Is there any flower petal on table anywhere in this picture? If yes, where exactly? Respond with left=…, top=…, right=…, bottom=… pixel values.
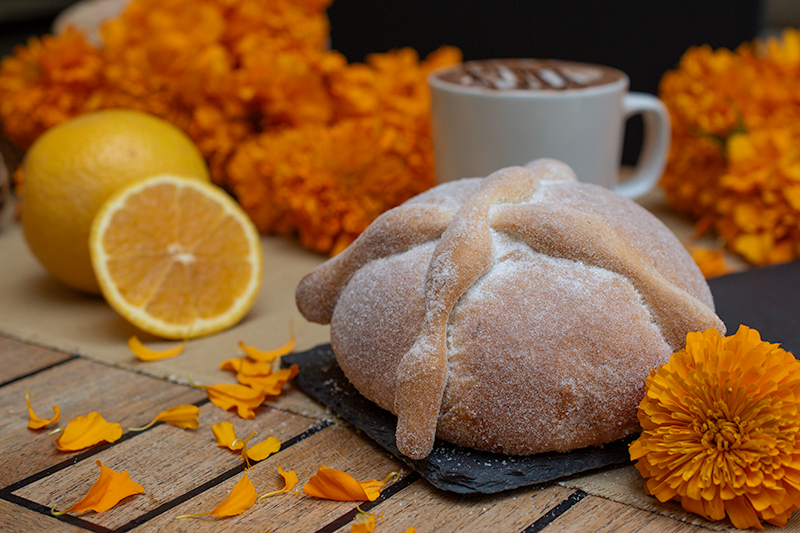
left=25, top=391, right=60, bottom=430
left=130, top=404, right=200, bottom=431
left=56, top=412, right=122, bottom=452
left=128, top=336, right=187, bottom=361
left=53, top=460, right=143, bottom=515
left=202, top=383, right=266, bottom=419
left=212, top=421, right=244, bottom=450
left=258, top=467, right=299, bottom=502
left=236, top=365, right=299, bottom=395
left=303, top=465, right=397, bottom=502
left=238, top=323, right=295, bottom=362
left=177, top=473, right=257, bottom=519
left=245, top=436, right=281, bottom=462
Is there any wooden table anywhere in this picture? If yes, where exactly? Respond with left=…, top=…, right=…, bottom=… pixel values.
left=0, top=333, right=722, bottom=533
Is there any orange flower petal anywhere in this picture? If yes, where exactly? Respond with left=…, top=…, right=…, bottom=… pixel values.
left=238, top=323, right=295, bottom=362
left=177, top=473, right=257, bottom=519
left=56, top=412, right=122, bottom=452
left=351, top=510, right=377, bottom=533
left=258, top=466, right=299, bottom=502
left=26, top=391, right=60, bottom=430
left=220, top=357, right=274, bottom=376
left=128, top=336, right=187, bottom=361
left=202, top=383, right=267, bottom=419
left=129, top=404, right=200, bottom=431
left=236, top=365, right=299, bottom=395
left=53, top=460, right=143, bottom=515
left=212, top=421, right=243, bottom=450
left=244, top=436, right=280, bottom=462
left=302, top=465, right=398, bottom=502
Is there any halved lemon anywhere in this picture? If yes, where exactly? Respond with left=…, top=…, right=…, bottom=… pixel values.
left=90, top=174, right=263, bottom=339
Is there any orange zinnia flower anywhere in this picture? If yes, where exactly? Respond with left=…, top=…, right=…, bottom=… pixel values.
left=128, top=404, right=200, bottom=431
left=630, top=325, right=800, bottom=529
left=55, top=412, right=122, bottom=452
left=176, top=473, right=257, bottom=519
left=302, top=465, right=398, bottom=502
left=52, top=460, right=143, bottom=515
left=25, top=391, right=60, bottom=429
left=128, top=336, right=187, bottom=361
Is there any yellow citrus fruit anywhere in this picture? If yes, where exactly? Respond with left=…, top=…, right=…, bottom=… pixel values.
left=90, top=174, right=263, bottom=340
left=21, top=109, right=210, bottom=294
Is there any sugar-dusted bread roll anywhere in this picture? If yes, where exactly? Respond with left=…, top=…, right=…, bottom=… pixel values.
left=296, top=159, right=725, bottom=460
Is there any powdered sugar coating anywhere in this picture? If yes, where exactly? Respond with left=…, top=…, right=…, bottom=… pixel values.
left=296, top=159, right=726, bottom=460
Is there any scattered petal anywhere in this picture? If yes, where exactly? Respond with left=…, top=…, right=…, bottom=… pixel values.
left=303, top=465, right=398, bottom=502
left=56, top=412, right=122, bottom=452
left=258, top=467, right=299, bottom=502
left=212, top=421, right=243, bottom=450
left=220, top=357, right=273, bottom=376
left=236, top=365, right=299, bottom=395
left=52, top=460, right=143, bottom=515
left=26, top=391, right=60, bottom=430
left=199, top=382, right=267, bottom=419
left=245, top=436, right=281, bottom=462
left=351, top=508, right=379, bottom=533
left=128, top=336, right=187, bottom=361
left=176, top=473, right=257, bottom=519
left=129, top=404, right=200, bottom=431
left=238, top=323, right=295, bottom=362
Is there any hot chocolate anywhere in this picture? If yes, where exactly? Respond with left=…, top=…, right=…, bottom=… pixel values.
left=437, top=59, right=625, bottom=91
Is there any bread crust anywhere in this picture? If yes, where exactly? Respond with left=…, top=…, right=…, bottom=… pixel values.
left=296, top=159, right=725, bottom=459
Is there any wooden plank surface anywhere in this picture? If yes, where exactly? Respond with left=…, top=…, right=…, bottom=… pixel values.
left=0, top=335, right=74, bottom=385
left=554, top=494, right=715, bottom=533
left=0, top=357, right=207, bottom=488
left=0, top=335, right=727, bottom=533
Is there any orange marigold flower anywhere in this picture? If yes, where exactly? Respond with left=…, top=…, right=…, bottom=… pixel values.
left=55, top=412, right=122, bottom=452
left=630, top=325, right=800, bottom=529
left=302, top=465, right=398, bottom=502
left=25, top=391, right=60, bottom=429
left=128, top=404, right=200, bottom=431
left=689, top=246, right=730, bottom=278
left=660, top=30, right=800, bottom=266
left=176, top=473, right=257, bottom=519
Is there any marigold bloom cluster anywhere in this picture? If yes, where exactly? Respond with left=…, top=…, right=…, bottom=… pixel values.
left=630, top=325, right=800, bottom=529
left=0, top=0, right=461, bottom=255
left=659, top=29, right=800, bottom=265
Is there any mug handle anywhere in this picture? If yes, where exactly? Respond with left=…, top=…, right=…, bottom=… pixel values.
left=614, top=92, right=671, bottom=199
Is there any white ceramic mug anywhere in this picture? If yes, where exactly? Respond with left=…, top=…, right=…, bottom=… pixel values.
left=428, top=59, right=670, bottom=198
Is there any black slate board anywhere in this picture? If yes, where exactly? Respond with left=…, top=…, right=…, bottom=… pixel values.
left=284, top=260, right=800, bottom=495
left=708, top=259, right=800, bottom=356
left=284, top=344, right=634, bottom=495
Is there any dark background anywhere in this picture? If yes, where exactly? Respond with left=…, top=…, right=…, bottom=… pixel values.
left=327, top=0, right=764, bottom=164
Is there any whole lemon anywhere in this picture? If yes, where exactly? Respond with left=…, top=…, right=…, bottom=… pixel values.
left=21, top=109, right=210, bottom=294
